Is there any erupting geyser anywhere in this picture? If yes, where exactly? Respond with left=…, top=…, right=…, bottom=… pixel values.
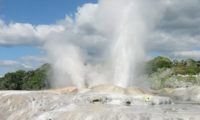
left=111, top=1, right=146, bottom=87
left=46, top=0, right=164, bottom=89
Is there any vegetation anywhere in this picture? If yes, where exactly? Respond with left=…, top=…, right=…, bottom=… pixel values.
left=147, top=56, right=172, bottom=74
left=148, top=56, right=200, bottom=89
left=147, top=56, right=200, bottom=75
left=0, top=63, right=51, bottom=90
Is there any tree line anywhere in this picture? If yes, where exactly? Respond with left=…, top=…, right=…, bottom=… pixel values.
left=0, top=63, right=51, bottom=90
left=147, top=56, right=200, bottom=75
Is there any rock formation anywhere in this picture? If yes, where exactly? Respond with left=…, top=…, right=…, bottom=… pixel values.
left=0, top=85, right=200, bottom=120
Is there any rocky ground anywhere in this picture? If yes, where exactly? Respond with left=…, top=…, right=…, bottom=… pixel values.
left=1, top=85, right=200, bottom=120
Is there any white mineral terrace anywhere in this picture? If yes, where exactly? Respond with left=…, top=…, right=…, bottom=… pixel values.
left=1, top=85, right=200, bottom=120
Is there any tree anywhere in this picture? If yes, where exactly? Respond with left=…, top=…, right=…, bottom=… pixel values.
left=21, top=64, right=51, bottom=90
left=147, top=56, right=172, bottom=74
left=0, top=70, right=25, bottom=90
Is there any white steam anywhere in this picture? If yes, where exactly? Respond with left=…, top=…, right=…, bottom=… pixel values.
left=43, top=0, right=167, bottom=88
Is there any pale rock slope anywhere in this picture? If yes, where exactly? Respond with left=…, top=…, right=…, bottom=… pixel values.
left=0, top=85, right=200, bottom=120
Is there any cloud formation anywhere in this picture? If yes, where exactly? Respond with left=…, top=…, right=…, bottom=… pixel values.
left=0, top=60, right=33, bottom=73
left=20, top=55, right=48, bottom=64
left=0, top=55, right=47, bottom=75
left=169, top=50, right=200, bottom=60
left=148, top=0, right=200, bottom=58
left=0, top=19, right=64, bottom=46
left=0, top=1, right=200, bottom=59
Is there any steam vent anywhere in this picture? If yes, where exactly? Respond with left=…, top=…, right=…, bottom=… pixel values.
left=1, top=85, right=200, bottom=120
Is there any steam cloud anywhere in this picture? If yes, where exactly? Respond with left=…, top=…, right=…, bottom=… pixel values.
left=44, top=0, right=166, bottom=88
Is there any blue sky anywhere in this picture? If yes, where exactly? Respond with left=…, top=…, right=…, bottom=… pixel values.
left=0, top=0, right=97, bottom=75
left=0, top=0, right=97, bottom=25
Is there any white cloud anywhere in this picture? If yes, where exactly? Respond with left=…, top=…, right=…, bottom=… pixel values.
left=0, top=60, right=33, bottom=73
left=0, top=20, right=64, bottom=46
left=148, top=0, right=200, bottom=58
left=20, top=55, right=48, bottom=63
left=0, top=55, right=48, bottom=74
left=19, top=55, right=48, bottom=69
left=169, top=50, right=200, bottom=60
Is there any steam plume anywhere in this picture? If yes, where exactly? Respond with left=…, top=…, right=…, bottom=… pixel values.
left=44, top=0, right=166, bottom=88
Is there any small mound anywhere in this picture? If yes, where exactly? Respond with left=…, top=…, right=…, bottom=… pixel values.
left=125, top=86, right=152, bottom=95
left=153, top=88, right=172, bottom=95
left=78, top=88, right=91, bottom=94
left=89, top=84, right=125, bottom=94
left=43, top=87, right=78, bottom=93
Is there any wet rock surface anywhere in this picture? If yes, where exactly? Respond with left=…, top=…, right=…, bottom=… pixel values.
left=0, top=85, right=200, bottom=120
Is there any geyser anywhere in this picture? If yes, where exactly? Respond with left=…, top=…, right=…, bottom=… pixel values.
left=45, top=0, right=165, bottom=88
left=111, top=1, right=146, bottom=87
